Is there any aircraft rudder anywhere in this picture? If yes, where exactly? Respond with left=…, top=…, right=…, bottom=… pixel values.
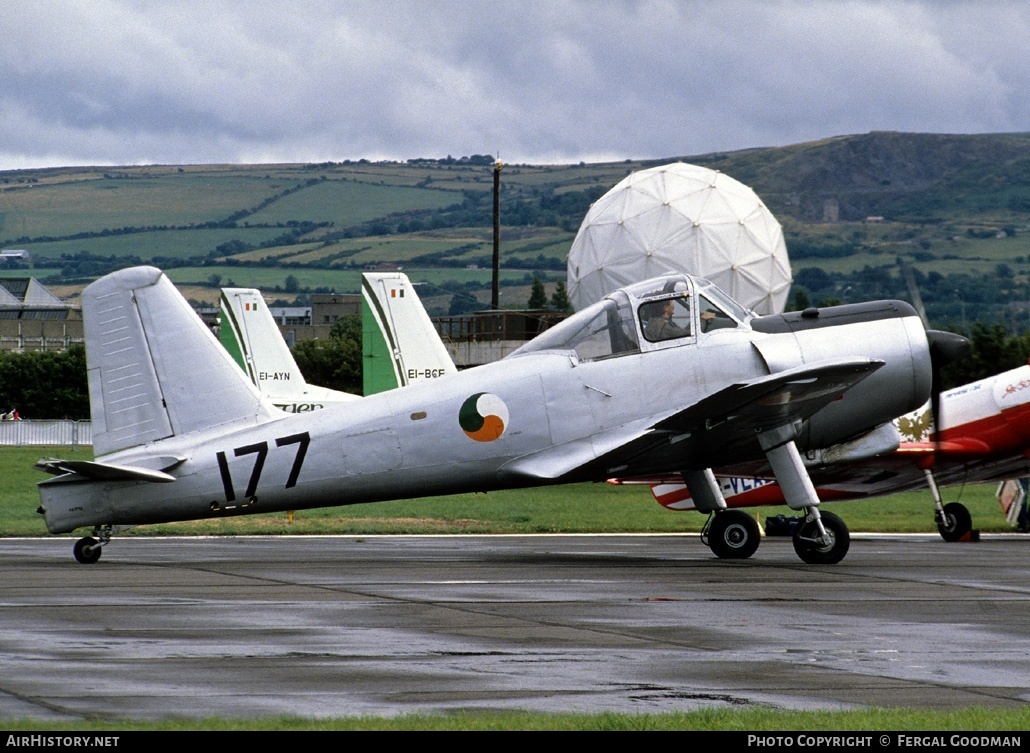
left=218, top=288, right=254, bottom=379
left=362, top=274, right=405, bottom=394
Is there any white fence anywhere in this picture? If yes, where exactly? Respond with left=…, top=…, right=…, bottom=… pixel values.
left=0, top=420, right=92, bottom=446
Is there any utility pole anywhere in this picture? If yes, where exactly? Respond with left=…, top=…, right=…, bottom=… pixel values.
left=491, top=157, right=504, bottom=310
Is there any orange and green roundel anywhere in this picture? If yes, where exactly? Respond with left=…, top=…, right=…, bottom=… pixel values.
left=459, top=393, right=509, bottom=442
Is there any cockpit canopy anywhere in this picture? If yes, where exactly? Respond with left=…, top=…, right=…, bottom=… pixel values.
left=510, top=273, right=754, bottom=362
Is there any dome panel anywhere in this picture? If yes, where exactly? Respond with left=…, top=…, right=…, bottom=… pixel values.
left=568, top=162, right=792, bottom=315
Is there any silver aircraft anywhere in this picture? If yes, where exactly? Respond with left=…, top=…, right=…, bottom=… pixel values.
left=35, top=266, right=967, bottom=565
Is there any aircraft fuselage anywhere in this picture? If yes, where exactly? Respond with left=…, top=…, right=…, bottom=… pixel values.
left=40, top=305, right=930, bottom=533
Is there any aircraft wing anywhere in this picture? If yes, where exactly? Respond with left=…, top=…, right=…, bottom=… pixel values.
left=501, top=357, right=884, bottom=482
left=652, top=357, right=883, bottom=438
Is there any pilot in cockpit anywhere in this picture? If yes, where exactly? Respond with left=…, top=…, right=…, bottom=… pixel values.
left=643, top=299, right=691, bottom=341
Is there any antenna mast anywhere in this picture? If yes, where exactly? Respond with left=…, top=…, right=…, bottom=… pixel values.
left=491, top=155, right=504, bottom=310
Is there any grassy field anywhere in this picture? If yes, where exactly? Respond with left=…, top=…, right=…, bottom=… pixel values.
left=4, top=446, right=1015, bottom=538
left=0, top=173, right=280, bottom=237
left=245, top=179, right=457, bottom=226
left=158, top=264, right=557, bottom=299
left=20, top=226, right=289, bottom=262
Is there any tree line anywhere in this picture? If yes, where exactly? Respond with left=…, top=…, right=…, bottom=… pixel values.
left=2, top=317, right=1028, bottom=420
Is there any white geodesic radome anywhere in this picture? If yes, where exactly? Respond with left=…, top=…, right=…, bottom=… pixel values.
left=567, top=162, right=792, bottom=315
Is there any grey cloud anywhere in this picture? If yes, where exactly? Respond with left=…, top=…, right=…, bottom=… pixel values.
left=0, top=0, right=1026, bottom=169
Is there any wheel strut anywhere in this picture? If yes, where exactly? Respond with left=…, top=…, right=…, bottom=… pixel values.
left=924, top=468, right=947, bottom=524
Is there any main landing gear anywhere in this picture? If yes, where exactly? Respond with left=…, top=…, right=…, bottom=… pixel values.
left=702, top=509, right=761, bottom=559
left=936, top=502, right=973, bottom=542
left=765, top=438, right=850, bottom=564
left=691, top=438, right=854, bottom=564
left=702, top=507, right=851, bottom=564
left=791, top=509, right=850, bottom=565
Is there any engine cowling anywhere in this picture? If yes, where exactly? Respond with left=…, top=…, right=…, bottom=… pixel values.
left=751, top=301, right=935, bottom=449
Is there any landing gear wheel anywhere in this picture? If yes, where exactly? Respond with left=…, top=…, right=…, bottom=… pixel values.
left=73, top=537, right=101, bottom=564
left=937, top=502, right=972, bottom=542
left=792, top=510, right=850, bottom=565
left=708, top=510, right=761, bottom=560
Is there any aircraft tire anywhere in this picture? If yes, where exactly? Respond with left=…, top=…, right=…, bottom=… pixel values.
left=708, top=510, right=761, bottom=559
left=73, top=537, right=101, bottom=565
left=792, top=511, right=850, bottom=565
left=937, top=502, right=972, bottom=542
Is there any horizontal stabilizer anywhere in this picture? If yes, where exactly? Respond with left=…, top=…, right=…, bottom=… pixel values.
left=34, top=456, right=184, bottom=483
left=896, top=438, right=993, bottom=455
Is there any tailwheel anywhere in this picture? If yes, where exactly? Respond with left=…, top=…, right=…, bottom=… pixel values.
left=72, top=526, right=113, bottom=564
left=73, top=536, right=102, bottom=564
left=936, top=501, right=972, bottom=542
left=707, top=509, right=761, bottom=560
left=792, top=510, right=850, bottom=565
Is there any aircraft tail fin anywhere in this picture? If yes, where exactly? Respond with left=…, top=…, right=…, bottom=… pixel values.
left=362, top=272, right=457, bottom=395
left=218, top=286, right=311, bottom=395
left=219, top=286, right=314, bottom=395
left=85, top=267, right=279, bottom=457
left=219, top=286, right=360, bottom=409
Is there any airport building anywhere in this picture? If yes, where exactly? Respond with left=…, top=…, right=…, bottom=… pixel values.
left=0, top=278, right=83, bottom=353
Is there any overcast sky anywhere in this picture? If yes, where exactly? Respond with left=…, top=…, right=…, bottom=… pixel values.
left=1, top=0, right=1027, bottom=171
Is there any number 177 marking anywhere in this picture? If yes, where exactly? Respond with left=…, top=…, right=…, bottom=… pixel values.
left=216, top=432, right=310, bottom=502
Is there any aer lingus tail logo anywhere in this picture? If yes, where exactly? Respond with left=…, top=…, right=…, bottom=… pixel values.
left=459, top=393, right=509, bottom=442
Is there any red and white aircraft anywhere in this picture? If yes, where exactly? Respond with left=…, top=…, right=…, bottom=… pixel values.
left=611, top=361, right=1030, bottom=554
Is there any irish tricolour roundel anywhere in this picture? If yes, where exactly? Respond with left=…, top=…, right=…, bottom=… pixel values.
left=459, top=393, right=509, bottom=442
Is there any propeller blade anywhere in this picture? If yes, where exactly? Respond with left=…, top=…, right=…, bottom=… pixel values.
left=925, top=329, right=971, bottom=454
left=899, top=259, right=929, bottom=328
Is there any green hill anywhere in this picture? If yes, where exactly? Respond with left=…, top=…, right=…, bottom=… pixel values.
left=2, top=132, right=1029, bottom=326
